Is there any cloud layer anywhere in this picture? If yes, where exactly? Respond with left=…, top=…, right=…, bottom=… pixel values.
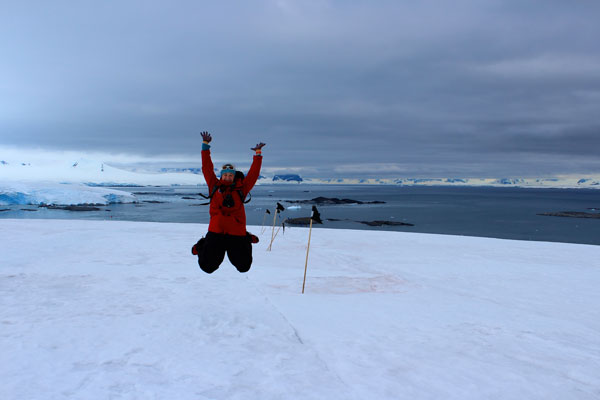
left=1, top=0, right=599, bottom=178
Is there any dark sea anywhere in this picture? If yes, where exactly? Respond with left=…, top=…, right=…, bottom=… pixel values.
left=2, top=185, right=599, bottom=246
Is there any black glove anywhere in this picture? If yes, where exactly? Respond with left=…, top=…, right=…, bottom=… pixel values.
left=201, top=131, right=212, bottom=143
left=251, top=142, right=266, bottom=151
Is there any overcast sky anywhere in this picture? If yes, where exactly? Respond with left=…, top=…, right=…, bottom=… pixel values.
left=1, top=0, right=599, bottom=178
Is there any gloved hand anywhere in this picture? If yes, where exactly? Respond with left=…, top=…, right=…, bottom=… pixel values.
left=251, top=142, right=266, bottom=151
left=201, top=132, right=212, bottom=150
left=201, top=131, right=212, bottom=143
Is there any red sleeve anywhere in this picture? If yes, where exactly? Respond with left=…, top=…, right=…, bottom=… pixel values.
left=243, top=155, right=262, bottom=195
left=202, top=150, right=218, bottom=190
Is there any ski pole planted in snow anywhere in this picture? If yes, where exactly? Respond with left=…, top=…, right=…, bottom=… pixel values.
left=261, top=209, right=271, bottom=234
left=273, top=220, right=286, bottom=240
left=267, top=203, right=285, bottom=251
left=302, top=205, right=322, bottom=294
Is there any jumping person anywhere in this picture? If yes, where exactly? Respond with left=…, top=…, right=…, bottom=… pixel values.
left=192, top=131, right=265, bottom=273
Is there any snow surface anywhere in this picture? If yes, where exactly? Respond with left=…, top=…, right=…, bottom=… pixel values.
left=1, top=219, right=599, bottom=399
left=0, top=182, right=136, bottom=206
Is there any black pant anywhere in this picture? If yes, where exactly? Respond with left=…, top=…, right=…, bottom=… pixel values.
left=196, top=232, right=253, bottom=274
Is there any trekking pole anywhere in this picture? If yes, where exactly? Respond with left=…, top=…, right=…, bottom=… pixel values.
left=267, top=211, right=277, bottom=251
left=260, top=209, right=270, bottom=234
left=302, top=206, right=322, bottom=294
left=302, top=218, right=313, bottom=294
left=272, top=220, right=285, bottom=240
left=267, top=203, right=285, bottom=251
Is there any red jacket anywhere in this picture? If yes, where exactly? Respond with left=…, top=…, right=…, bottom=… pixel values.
left=202, top=149, right=262, bottom=236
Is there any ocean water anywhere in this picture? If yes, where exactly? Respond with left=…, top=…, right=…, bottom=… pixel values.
left=2, top=185, right=599, bottom=246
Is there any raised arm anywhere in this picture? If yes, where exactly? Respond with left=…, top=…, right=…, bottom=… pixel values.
left=243, top=142, right=265, bottom=194
left=200, top=132, right=218, bottom=190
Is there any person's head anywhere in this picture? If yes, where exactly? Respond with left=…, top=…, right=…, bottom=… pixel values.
left=220, top=163, right=236, bottom=183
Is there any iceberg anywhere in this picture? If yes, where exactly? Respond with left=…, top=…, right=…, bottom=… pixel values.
left=0, top=182, right=136, bottom=206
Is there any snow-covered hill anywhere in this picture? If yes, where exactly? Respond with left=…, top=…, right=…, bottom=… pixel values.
left=1, top=219, right=599, bottom=399
left=0, top=156, right=203, bottom=186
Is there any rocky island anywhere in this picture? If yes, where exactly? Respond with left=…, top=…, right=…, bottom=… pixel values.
left=284, top=217, right=323, bottom=226
left=39, top=204, right=102, bottom=211
left=537, top=211, right=600, bottom=219
left=285, top=217, right=414, bottom=227
left=286, top=196, right=385, bottom=205
left=358, top=220, right=414, bottom=227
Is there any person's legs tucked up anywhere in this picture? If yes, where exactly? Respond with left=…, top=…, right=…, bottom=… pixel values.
left=225, top=234, right=253, bottom=273
left=197, top=232, right=227, bottom=273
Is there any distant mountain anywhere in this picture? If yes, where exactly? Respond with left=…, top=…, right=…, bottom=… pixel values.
left=495, top=178, right=525, bottom=185
left=1, top=154, right=599, bottom=188
left=159, top=167, right=202, bottom=174
left=299, top=177, right=600, bottom=188
left=273, top=174, right=303, bottom=182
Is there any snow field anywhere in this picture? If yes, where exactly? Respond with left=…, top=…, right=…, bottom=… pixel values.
left=1, top=219, right=599, bottom=399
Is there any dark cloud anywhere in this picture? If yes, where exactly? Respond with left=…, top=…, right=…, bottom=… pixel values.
left=1, top=0, right=599, bottom=178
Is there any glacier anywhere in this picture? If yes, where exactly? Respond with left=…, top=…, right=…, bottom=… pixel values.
left=0, top=182, right=137, bottom=206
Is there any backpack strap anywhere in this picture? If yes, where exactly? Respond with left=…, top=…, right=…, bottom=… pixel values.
left=198, top=179, right=252, bottom=206
left=237, top=189, right=252, bottom=204
left=198, top=185, right=220, bottom=205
